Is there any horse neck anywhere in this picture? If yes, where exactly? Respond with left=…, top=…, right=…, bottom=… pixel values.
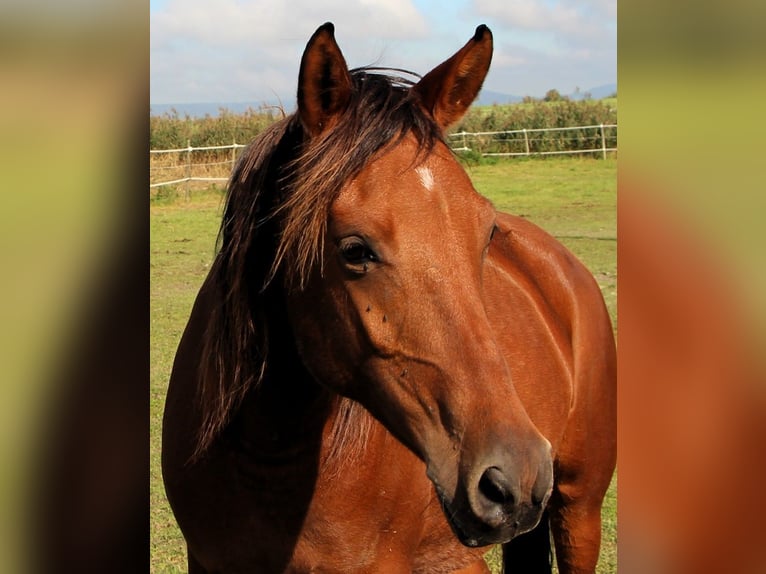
left=217, top=266, right=378, bottom=476
left=229, top=314, right=375, bottom=470
left=230, top=333, right=332, bottom=460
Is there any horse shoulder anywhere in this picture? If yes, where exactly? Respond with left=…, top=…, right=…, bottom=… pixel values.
left=162, top=271, right=218, bottom=476
left=484, top=211, right=615, bottom=454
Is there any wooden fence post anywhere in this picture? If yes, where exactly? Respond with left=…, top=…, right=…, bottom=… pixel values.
left=185, top=139, right=192, bottom=199
left=600, top=124, right=606, bottom=160
left=523, top=128, right=530, bottom=156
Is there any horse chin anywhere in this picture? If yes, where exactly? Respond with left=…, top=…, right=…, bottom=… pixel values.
left=430, top=474, right=544, bottom=548
left=431, top=482, right=516, bottom=548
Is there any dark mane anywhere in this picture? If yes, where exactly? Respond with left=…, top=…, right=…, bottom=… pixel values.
left=194, top=69, right=445, bottom=457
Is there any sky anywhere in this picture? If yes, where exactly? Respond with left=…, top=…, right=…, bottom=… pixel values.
left=150, top=0, right=615, bottom=106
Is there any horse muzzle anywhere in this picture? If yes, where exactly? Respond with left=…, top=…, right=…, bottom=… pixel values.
left=429, top=439, right=553, bottom=547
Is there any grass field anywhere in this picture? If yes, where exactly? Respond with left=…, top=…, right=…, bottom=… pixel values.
left=150, top=156, right=617, bottom=573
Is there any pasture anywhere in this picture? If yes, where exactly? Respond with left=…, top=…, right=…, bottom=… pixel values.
left=151, top=156, right=617, bottom=573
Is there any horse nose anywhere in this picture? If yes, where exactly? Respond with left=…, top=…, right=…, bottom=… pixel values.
left=477, top=466, right=516, bottom=518
left=472, top=445, right=553, bottom=533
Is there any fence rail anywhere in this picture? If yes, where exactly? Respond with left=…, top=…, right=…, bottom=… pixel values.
left=149, top=124, right=617, bottom=191
left=150, top=141, right=247, bottom=189
left=149, top=143, right=247, bottom=155
left=447, top=123, right=617, bottom=159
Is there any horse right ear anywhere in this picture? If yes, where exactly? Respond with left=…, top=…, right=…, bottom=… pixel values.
left=413, top=25, right=493, bottom=130
left=297, top=22, right=352, bottom=138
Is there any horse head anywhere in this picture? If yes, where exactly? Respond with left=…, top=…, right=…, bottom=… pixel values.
left=281, top=23, right=553, bottom=547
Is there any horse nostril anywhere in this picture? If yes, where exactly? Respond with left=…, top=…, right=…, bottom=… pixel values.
left=478, top=466, right=514, bottom=506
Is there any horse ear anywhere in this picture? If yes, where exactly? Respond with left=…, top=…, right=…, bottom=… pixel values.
left=413, top=25, right=493, bottom=130
left=297, top=22, right=352, bottom=138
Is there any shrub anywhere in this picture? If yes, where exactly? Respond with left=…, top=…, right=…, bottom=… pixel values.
left=450, top=98, right=617, bottom=156
left=150, top=99, right=617, bottom=159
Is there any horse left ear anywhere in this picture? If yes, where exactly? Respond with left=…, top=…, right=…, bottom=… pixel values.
left=413, top=25, right=493, bottom=130
left=297, top=22, right=352, bottom=138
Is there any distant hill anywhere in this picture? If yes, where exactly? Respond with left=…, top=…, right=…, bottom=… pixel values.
left=150, top=83, right=616, bottom=118
left=568, top=83, right=617, bottom=100
left=475, top=90, right=524, bottom=106
left=475, top=83, right=616, bottom=106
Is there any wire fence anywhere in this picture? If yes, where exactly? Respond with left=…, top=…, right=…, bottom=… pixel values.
left=150, top=124, right=617, bottom=192
left=448, top=124, right=617, bottom=158
left=150, top=142, right=246, bottom=191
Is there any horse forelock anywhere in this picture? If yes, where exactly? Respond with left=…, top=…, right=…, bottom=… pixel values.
left=273, top=68, right=444, bottom=290
left=194, top=69, right=445, bottom=458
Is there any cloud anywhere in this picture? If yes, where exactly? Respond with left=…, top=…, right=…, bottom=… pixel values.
left=472, top=0, right=615, bottom=43
left=149, top=0, right=616, bottom=105
left=151, top=0, right=428, bottom=50
left=150, top=0, right=430, bottom=103
left=469, top=0, right=616, bottom=95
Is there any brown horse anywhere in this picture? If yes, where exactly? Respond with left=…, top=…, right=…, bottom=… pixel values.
left=162, top=23, right=616, bottom=574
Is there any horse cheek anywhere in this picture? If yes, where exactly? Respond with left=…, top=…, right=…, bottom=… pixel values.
left=287, top=289, right=363, bottom=394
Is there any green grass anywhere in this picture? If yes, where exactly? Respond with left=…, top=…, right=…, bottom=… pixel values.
left=150, top=156, right=617, bottom=573
left=467, top=157, right=617, bottom=330
left=151, top=192, right=225, bottom=572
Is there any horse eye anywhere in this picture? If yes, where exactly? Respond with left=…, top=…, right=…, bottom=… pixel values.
left=339, top=238, right=378, bottom=269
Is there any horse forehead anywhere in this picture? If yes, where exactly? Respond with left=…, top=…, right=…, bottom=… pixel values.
left=337, top=139, right=477, bottom=215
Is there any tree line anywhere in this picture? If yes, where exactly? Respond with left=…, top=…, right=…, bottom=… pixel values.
left=150, top=97, right=617, bottom=151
